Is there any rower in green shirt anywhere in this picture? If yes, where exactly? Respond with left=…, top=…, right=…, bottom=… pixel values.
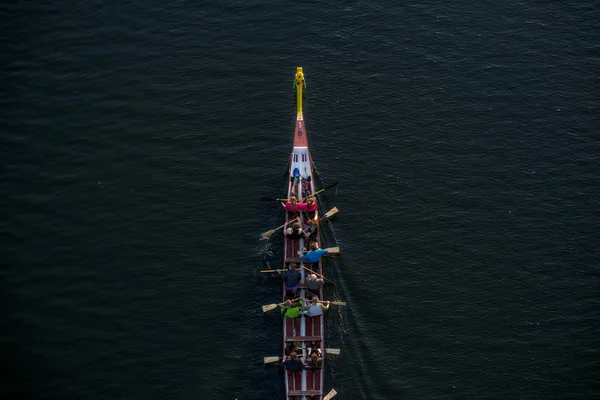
left=281, top=299, right=303, bottom=318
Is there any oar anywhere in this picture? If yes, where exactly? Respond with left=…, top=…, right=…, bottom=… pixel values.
left=319, top=207, right=339, bottom=221
left=260, top=196, right=289, bottom=201
left=325, top=301, right=346, bottom=306
left=324, top=246, right=340, bottom=257
left=260, top=181, right=337, bottom=201
left=263, top=356, right=281, bottom=364
left=260, top=217, right=299, bottom=239
left=262, top=206, right=338, bottom=240
left=304, top=206, right=339, bottom=229
left=260, top=269, right=286, bottom=273
left=261, top=298, right=301, bottom=313
left=300, top=207, right=338, bottom=241
left=308, top=181, right=338, bottom=198
left=301, top=265, right=334, bottom=285
left=324, top=388, right=338, bottom=400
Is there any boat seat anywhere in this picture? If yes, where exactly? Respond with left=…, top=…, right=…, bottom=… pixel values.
left=285, top=335, right=321, bottom=342
left=288, top=390, right=321, bottom=396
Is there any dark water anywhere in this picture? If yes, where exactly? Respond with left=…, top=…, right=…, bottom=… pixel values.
left=2, top=1, right=599, bottom=399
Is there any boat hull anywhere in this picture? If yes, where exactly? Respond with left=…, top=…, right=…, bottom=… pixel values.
left=282, top=113, right=325, bottom=400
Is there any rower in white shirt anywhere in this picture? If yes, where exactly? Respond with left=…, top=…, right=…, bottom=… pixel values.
left=304, top=296, right=330, bottom=317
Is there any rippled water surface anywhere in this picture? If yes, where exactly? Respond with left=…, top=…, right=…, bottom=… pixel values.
left=2, top=1, right=599, bottom=399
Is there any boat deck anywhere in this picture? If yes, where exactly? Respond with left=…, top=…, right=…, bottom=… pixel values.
left=282, top=117, right=325, bottom=400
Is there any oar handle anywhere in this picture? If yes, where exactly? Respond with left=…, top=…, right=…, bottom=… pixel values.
left=276, top=217, right=300, bottom=231
left=279, top=297, right=301, bottom=306
left=304, top=210, right=333, bottom=227
left=301, top=265, right=326, bottom=280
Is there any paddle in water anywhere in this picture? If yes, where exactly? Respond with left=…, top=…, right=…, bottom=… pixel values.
left=260, top=217, right=299, bottom=239
left=324, top=246, right=340, bottom=256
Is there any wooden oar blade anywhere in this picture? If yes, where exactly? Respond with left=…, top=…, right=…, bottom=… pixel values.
left=263, top=356, right=280, bottom=364
left=325, top=348, right=341, bottom=360
left=324, top=388, right=338, bottom=400
left=260, top=229, right=275, bottom=239
left=262, top=303, right=279, bottom=312
left=324, top=246, right=340, bottom=257
left=261, top=217, right=298, bottom=239
left=330, top=301, right=346, bottom=306
left=323, top=207, right=339, bottom=219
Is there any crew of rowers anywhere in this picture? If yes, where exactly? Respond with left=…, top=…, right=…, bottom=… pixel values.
left=282, top=342, right=323, bottom=371
left=282, top=195, right=319, bottom=239
left=280, top=193, right=331, bottom=377
left=282, top=195, right=317, bottom=214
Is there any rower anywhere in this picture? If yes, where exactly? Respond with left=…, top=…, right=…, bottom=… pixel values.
left=285, top=342, right=300, bottom=356
left=281, top=299, right=303, bottom=337
left=305, top=349, right=322, bottom=370
left=305, top=273, right=323, bottom=299
left=282, top=195, right=299, bottom=217
left=303, top=296, right=330, bottom=317
left=281, top=299, right=303, bottom=318
left=302, top=216, right=318, bottom=239
left=301, top=177, right=312, bottom=198
left=297, top=196, right=317, bottom=214
left=283, top=263, right=301, bottom=297
left=283, top=352, right=304, bottom=372
left=285, top=221, right=303, bottom=240
left=298, top=241, right=329, bottom=264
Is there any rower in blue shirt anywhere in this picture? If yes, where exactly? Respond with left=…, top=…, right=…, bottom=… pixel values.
left=298, top=241, right=328, bottom=263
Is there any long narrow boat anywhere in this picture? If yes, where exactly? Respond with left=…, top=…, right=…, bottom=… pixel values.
left=281, top=67, right=328, bottom=400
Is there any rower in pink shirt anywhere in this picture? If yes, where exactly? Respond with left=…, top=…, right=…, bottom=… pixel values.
left=282, top=196, right=299, bottom=214
left=297, top=196, right=317, bottom=213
